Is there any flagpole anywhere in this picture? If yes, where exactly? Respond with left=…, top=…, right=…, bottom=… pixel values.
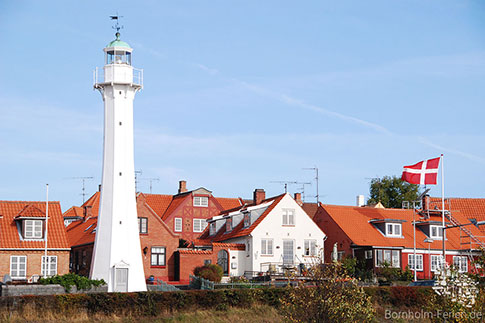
left=441, top=154, right=446, bottom=272
left=44, top=184, right=49, bottom=277
left=413, top=207, right=417, bottom=281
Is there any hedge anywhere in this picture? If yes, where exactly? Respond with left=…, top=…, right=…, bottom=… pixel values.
left=0, top=286, right=434, bottom=318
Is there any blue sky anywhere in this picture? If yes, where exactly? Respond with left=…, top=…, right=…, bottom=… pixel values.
left=1, top=0, right=484, bottom=210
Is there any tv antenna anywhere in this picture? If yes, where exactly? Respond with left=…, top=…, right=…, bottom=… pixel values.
left=135, top=170, right=143, bottom=193
left=303, top=167, right=320, bottom=204
left=296, top=182, right=312, bottom=202
left=140, top=177, right=160, bottom=194
left=68, top=177, right=94, bottom=204
left=270, top=181, right=298, bottom=193
left=110, top=13, right=124, bottom=33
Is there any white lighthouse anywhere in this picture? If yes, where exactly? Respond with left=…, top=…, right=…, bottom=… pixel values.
left=90, top=27, right=147, bottom=292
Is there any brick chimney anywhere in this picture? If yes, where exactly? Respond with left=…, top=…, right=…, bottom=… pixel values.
left=294, top=193, right=303, bottom=206
left=422, top=194, right=430, bottom=211
left=253, top=189, right=265, bottom=205
left=178, top=180, right=188, bottom=194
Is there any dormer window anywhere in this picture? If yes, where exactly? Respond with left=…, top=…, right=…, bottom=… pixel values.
left=430, top=225, right=443, bottom=239
left=386, top=223, right=401, bottom=237
left=210, top=222, right=216, bottom=236
left=244, top=212, right=251, bottom=228
left=193, top=196, right=209, bottom=207
left=24, top=220, right=43, bottom=239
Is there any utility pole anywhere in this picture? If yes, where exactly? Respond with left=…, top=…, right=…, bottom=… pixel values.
left=303, top=167, right=319, bottom=204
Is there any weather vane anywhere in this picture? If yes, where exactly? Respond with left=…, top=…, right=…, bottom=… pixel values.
left=110, top=13, right=124, bottom=34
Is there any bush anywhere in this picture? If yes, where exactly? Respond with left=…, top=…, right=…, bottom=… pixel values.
left=193, top=264, right=223, bottom=282
left=282, top=262, right=375, bottom=322
left=38, top=273, right=105, bottom=292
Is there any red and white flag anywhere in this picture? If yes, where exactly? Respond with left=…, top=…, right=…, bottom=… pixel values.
left=402, top=157, right=441, bottom=185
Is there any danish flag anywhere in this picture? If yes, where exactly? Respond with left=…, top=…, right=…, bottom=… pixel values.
left=401, top=157, right=441, bottom=185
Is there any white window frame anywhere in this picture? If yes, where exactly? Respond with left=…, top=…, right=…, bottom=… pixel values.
left=193, top=218, right=207, bottom=233
left=243, top=212, right=251, bottom=228
left=408, top=254, right=424, bottom=271
left=24, top=219, right=43, bottom=239
left=385, top=223, right=402, bottom=237
left=193, top=196, right=209, bottom=207
left=365, top=250, right=373, bottom=259
left=375, top=249, right=400, bottom=268
left=10, top=256, right=27, bottom=279
left=430, top=255, right=444, bottom=272
left=151, top=247, right=166, bottom=266
left=453, top=256, right=468, bottom=273
left=174, top=218, right=182, bottom=232
left=261, top=239, right=274, bottom=256
left=282, top=209, right=295, bottom=226
left=430, top=225, right=444, bottom=239
left=41, top=256, right=57, bottom=277
left=304, top=239, right=317, bottom=256
left=138, top=217, right=148, bottom=234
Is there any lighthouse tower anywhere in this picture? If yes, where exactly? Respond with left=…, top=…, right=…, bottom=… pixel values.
left=90, top=28, right=146, bottom=292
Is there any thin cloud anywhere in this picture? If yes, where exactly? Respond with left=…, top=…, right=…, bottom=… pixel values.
left=418, top=137, right=485, bottom=165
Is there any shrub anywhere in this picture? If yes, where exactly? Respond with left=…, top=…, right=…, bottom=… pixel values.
left=282, top=262, right=375, bottom=322
left=38, top=273, right=105, bottom=292
left=193, top=264, right=223, bottom=282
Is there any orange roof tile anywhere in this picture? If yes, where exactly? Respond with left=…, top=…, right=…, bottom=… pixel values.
left=430, top=197, right=485, bottom=224
left=15, top=204, right=48, bottom=219
left=63, top=206, right=84, bottom=219
left=82, top=192, right=101, bottom=218
left=143, top=193, right=173, bottom=218
left=302, top=203, right=319, bottom=219
left=0, top=201, right=70, bottom=249
left=66, top=217, right=97, bottom=246
left=215, top=197, right=244, bottom=211
left=178, top=249, right=213, bottom=255
left=160, top=194, right=187, bottom=221
left=321, top=204, right=484, bottom=251
left=212, top=242, right=245, bottom=250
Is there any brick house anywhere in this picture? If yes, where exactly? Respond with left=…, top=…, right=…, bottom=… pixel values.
left=65, top=181, right=245, bottom=282
left=0, top=201, right=70, bottom=281
left=313, top=196, right=484, bottom=280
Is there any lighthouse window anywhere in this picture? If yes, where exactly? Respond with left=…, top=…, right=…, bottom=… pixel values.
left=106, top=51, right=131, bottom=65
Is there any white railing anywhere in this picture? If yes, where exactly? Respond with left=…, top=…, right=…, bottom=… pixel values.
left=93, top=66, right=143, bottom=88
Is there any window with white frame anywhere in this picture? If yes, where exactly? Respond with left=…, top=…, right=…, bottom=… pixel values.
left=261, top=239, right=273, bottom=255
left=282, top=209, right=295, bottom=225
left=304, top=240, right=317, bottom=256
left=138, top=217, right=148, bottom=234
left=10, top=256, right=27, bottom=279
left=41, top=256, right=57, bottom=277
left=376, top=249, right=400, bottom=268
left=453, top=256, right=468, bottom=273
left=408, top=254, right=424, bottom=271
left=193, top=196, right=209, bottom=207
left=243, top=212, right=251, bottom=228
left=430, top=225, right=443, bottom=239
left=24, top=220, right=43, bottom=239
left=365, top=250, right=373, bottom=259
left=193, top=218, right=208, bottom=233
left=209, top=222, right=216, bottom=236
left=430, top=255, right=444, bottom=272
left=225, top=217, right=232, bottom=232
left=151, top=247, right=166, bottom=266
left=174, top=218, right=182, bottom=232
left=385, top=223, right=402, bottom=237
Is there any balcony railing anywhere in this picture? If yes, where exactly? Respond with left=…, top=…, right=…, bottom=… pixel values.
left=93, top=66, right=143, bottom=88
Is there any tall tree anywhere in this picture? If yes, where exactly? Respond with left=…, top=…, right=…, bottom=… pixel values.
left=367, top=176, right=420, bottom=208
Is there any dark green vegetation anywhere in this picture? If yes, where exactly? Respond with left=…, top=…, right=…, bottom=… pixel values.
left=367, top=175, right=420, bottom=208
left=38, top=273, right=105, bottom=292
left=193, top=264, right=224, bottom=283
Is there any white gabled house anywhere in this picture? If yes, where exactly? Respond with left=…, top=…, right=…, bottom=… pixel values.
left=198, top=190, right=327, bottom=278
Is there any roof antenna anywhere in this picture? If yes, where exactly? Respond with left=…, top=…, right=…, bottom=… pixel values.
left=303, top=167, right=320, bottom=204
left=67, top=177, right=94, bottom=204
left=110, top=13, right=124, bottom=37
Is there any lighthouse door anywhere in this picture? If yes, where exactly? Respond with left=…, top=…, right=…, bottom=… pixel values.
left=114, top=268, right=128, bottom=292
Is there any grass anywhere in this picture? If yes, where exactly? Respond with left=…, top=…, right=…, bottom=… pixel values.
left=0, top=304, right=283, bottom=323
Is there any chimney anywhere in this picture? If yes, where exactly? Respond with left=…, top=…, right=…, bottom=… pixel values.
left=356, top=195, right=365, bottom=207
left=422, top=194, right=430, bottom=211
left=98, top=184, right=102, bottom=192
left=83, top=205, right=93, bottom=221
left=294, top=193, right=303, bottom=206
left=178, top=180, right=187, bottom=194
left=253, top=189, right=266, bottom=205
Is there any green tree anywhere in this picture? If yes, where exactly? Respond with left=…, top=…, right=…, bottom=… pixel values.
left=367, top=175, right=420, bottom=208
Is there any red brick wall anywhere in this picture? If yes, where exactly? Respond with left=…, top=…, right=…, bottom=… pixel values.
left=0, top=250, right=69, bottom=280
left=177, top=245, right=231, bottom=283
left=137, top=195, right=179, bottom=281
left=313, top=207, right=353, bottom=262
left=164, top=195, right=226, bottom=243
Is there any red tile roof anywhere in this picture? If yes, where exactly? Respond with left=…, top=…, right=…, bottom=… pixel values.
left=178, top=249, right=213, bottom=255
left=302, top=203, right=319, bottom=219
left=321, top=204, right=484, bottom=251
left=15, top=204, right=48, bottom=219
left=430, top=197, right=485, bottom=224
left=0, top=201, right=70, bottom=249
left=66, top=217, right=97, bottom=246
left=216, top=197, right=245, bottom=211
left=82, top=192, right=101, bottom=218
left=143, top=193, right=173, bottom=219
left=63, top=206, right=84, bottom=219
left=212, top=242, right=245, bottom=250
